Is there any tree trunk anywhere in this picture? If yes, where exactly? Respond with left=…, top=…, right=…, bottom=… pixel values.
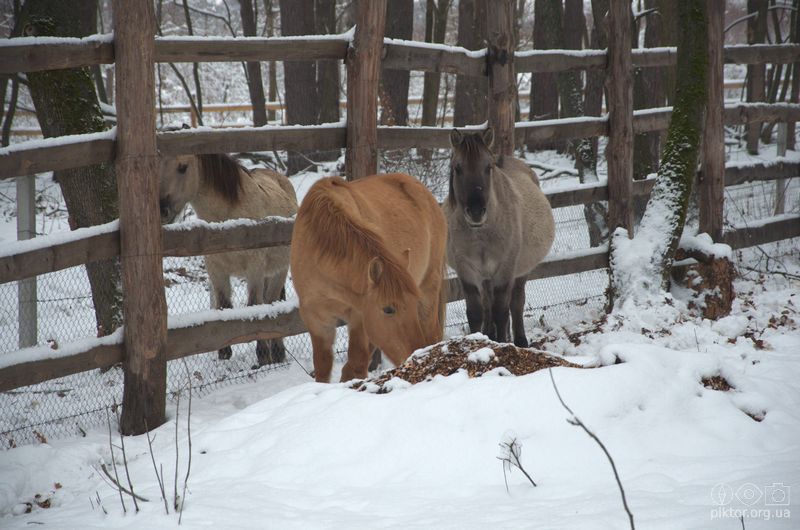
left=746, top=0, right=768, bottom=154
left=632, top=0, right=663, bottom=183
left=266, top=0, right=278, bottom=122
left=380, top=0, right=413, bottom=126
left=453, top=0, right=487, bottom=127
left=180, top=0, right=203, bottom=125
left=788, top=0, right=800, bottom=150
left=529, top=0, right=560, bottom=150
left=541, top=0, right=607, bottom=247
left=20, top=0, right=122, bottom=337
left=314, top=0, right=340, bottom=161
left=421, top=0, right=451, bottom=127
left=585, top=0, right=609, bottom=168
left=240, top=0, right=268, bottom=126
left=609, top=0, right=708, bottom=307
left=563, top=0, right=584, bottom=49
left=280, top=0, right=319, bottom=174
left=657, top=0, right=679, bottom=103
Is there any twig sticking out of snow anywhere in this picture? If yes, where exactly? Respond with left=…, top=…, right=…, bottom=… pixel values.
left=105, top=408, right=127, bottom=514
left=497, top=436, right=537, bottom=491
left=114, top=404, right=140, bottom=512
left=548, top=369, right=635, bottom=530
left=179, top=360, right=194, bottom=525
left=98, top=464, right=149, bottom=503
left=144, top=419, right=170, bottom=515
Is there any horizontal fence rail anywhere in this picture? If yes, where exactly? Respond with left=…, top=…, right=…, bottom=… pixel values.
left=5, top=102, right=799, bottom=179
left=1, top=211, right=797, bottom=393
left=2, top=159, right=797, bottom=285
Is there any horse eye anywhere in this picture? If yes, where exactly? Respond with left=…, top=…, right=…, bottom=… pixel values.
left=454, top=165, right=462, bottom=175
left=484, top=165, right=491, bottom=174
left=178, top=163, right=188, bottom=174
left=383, top=306, right=396, bottom=315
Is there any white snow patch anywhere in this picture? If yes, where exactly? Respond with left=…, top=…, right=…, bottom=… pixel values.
left=467, top=347, right=495, bottom=363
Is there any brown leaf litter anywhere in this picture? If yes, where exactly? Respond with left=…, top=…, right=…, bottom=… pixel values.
left=354, top=335, right=581, bottom=393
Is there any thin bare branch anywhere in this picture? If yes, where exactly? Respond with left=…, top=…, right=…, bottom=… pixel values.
left=114, top=405, right=139, bottom=512
left=105, top=407, right=127, bottom=514
left=98, top=464, right=150, bottom=502
left=549, top=369, right=634, bottom=530
left=144, top=419, right=170, bottom=515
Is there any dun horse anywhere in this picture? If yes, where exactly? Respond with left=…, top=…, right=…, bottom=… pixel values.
left=291, top=173, right=447, bottom=383
left=445, top=128, right=555, bottom=347
left=159, top=152, right=298, bottom=365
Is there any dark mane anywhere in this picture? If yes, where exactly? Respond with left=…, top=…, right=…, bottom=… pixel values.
left=198, top=153, right=247, bottom=204
left=299, top=177, right=420, bottom=300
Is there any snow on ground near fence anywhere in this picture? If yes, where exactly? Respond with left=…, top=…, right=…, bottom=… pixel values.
left=0, top=271, right=797, bottom=529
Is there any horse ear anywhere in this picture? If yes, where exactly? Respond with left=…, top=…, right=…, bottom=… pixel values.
left=400, top=248, right=411, bottom=270
left=450, top=129, right=463, bottom=148
left=368, top=257, right=384, bottom=286
left=482, top=127, right=495, bottom=149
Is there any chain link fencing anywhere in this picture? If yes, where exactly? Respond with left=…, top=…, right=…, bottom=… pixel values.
left=1, top=141, right=797, bottom=447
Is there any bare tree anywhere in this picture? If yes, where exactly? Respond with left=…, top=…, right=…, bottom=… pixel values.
left=421, top=0, right=451, bottom=127
left=380, top=0, right=413, bottom=126
left=529, top=0, right=560, bottom=150
left=453, top=0, right=487, bottom=126
left=240, top=0, right=268, bottom=126
left=279, top=0, right=319, bottom=173
left=746, top=0, right=768, bottom=154
left=609, top=0, right=708, bottom=306
left=20, top=0, right=122, bottom=336
left=314, top=0, right=340, bottom=161
left=632, top=0, right=664, bottom=182
left=585, top=0, right=609, bottom=167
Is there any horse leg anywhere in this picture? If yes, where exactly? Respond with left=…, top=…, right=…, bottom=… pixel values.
left=302, top=310, right=336, bottom=383
left=510, top=277, right=529, bottom=348
left=491, top=282, right=513, bottom=343
left=341, top=318, right=371, bottom=382
left=208, top=266, right=233, bottom=360
left=254, top=270, right=288, bottom=366
left=368, top=347, right=382, bottom=372
left=462, top=280, right=483, bottom=335
left=481, top=279, right=497, bottom=340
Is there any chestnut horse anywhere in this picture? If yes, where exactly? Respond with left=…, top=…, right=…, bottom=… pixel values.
left=159, top=153, right=298, bottom=366
left=291, top=173, right=447, bottom=382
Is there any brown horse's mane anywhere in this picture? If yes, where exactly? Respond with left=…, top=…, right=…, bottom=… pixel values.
left=300, top=177, right=420, bottom=300
left=198, top=153, right=248, bottom=204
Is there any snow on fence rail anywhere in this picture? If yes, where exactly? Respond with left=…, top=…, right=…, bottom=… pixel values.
left=1, top=4, right=798, bottom=433
left=4, top=102, right=800, bottom=180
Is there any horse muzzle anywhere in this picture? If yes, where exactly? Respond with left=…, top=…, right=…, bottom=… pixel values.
left=464, top=207, right=487, bottom=227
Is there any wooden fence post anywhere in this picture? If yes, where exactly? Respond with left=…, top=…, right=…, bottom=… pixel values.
left=605, top=0, right=634, bottom=238
left=16, top=175, right=37, bottom=348
left=114, top=0, right=168, bottom=435
left=486, top=0, right=515, bottom=156
left=345, top=0, right=387, bottom=180
left=700, top=0, right=725, bottom=241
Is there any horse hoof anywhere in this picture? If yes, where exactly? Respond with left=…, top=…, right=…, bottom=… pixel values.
left=218, top=346, right=232, bottom=360
left=514, top=336, right=529, bottom=348
left=256, top=340, right=286, bottom=366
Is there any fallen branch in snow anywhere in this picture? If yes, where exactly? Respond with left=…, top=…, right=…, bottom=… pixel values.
left=549, top=369, right=635, bottom=530
left=98, top=464, right=150, bottom=503
left=179, top=360, right=194, bottom=525
left=497, top=436, right=537, bottom=491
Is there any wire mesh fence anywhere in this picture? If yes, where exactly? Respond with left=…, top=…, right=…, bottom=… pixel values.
left=0, top=145, right=797, bottom=448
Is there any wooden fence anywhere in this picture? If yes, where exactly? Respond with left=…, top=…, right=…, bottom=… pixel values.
left=0, top=0, right=799, bottom=433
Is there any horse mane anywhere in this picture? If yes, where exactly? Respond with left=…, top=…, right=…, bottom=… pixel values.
left=299, top=178, right=420, bottom=300
left=197, top=153, right=248, bottom=205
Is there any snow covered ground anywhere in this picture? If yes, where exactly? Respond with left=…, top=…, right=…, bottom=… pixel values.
left=0, top=265, right=797, bottom=529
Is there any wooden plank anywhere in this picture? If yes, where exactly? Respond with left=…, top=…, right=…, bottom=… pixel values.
left=162, top=217, right=294, bottom=257
left=0, top=137, right=114, bottom=179
left=724, top=102, right=800, bottom=124
left=632, top=107, right=672, bottom=133
left=515, top=49, right=606, bottom=73
left=0, top=37, right=114, bottom=74
left=517, top=117, right=608, bottom=147
left=546, top=182, right=608, bottom=209
left=345, top=0, right=386, bottom=179
left=699, top=1, right=725, bottom=241
left=486, top=0, right=516, bottom=156
left=725, top=160, right=800, bottom=186
left=604, top=0, right=634, bottom=237
left=0, top=342, right=124, bottom=393
left=115, top=0, right=168, bottom=435
left=724, top=44, right=800, bottom=65
left=382, top=41, right=484, bottom=76
left=722, top=215, right=800, bottom=250
left=154, top=36, right=347, bottom=63
left=157, top=125, right=346, bottom=156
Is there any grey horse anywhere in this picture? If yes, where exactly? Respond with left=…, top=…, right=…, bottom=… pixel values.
left=444, top=128, right=555, bottom=347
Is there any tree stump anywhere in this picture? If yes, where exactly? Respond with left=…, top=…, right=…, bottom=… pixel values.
left=674, top=248, right=735, bottom=320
